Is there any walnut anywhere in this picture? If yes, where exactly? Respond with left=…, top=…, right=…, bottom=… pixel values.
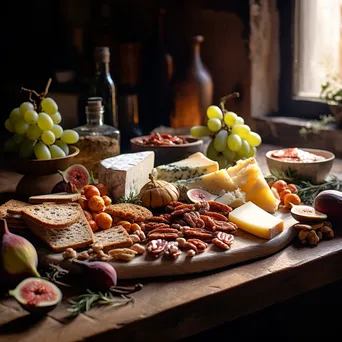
left=320, top=225, right=334, bottom=239
left=62, top=248, right=77, bottom=259
left=307, top=230, right=320, bottom=246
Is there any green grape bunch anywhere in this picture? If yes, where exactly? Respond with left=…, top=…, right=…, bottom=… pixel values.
left=190, top=92, right=262, bottom=169
left=3, top=78, right=79, bottom=160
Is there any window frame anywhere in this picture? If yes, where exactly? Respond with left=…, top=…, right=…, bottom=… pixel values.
left=277, top=0, right=330, bottom=119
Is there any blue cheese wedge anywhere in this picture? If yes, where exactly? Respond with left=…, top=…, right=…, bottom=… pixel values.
left=153, top=152, right=219, bottom=182
left=98, top=151, right=155, bottom=201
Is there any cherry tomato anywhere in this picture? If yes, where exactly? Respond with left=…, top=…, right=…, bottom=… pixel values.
left=287, top=183, right=298, bottom=194
left=78, top=196, right=88, bottom=210
left=89, top=219, right=98, bottom=232
left=83, top=185, right=101, bottom=199
left=88, top=195, right=105, bottom=212
left=102, top=195, right=112, bottom=206
left=283, top=193, right=301, bottom=208
left=95, top=212, right=113, bottom=230
left=279, top=189, right=292, bottom=203
left=272, top=180, right=288, bottom=193
left=95, top=183, right=109, bottom=196
left=83, top=210, right=92, bottom=221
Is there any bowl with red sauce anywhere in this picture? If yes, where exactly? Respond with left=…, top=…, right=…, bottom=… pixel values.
left=130, top=133, right=204, bottom=166
left=266, top=147, right=335, bottom=183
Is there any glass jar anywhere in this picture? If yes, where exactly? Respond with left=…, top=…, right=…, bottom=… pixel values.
left=73, top=97, right=120, bottom=178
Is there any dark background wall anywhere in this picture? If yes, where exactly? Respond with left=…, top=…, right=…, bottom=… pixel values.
left=0, top=0, right=250, bottom=141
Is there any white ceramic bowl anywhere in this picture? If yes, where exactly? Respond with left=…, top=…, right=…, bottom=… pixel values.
left=265, top=148, right=335, bottom=183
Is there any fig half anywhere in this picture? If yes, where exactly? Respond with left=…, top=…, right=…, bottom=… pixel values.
left=58, top=164, right=90, bottom=192
left=187, top=188, right=216, bottom=203
left=290, top=205, right=327, bottom=223
left=9, top=277, right=62, bottom=315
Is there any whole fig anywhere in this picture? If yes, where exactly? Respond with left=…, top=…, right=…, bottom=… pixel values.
left=314, top=190, right=342, bottom=222
left=1, top=219, right=40, bottom=286
left=72, top=260, right=117, bottom=291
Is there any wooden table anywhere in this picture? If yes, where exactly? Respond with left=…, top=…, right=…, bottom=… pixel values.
left=1, top=144, right=342, bottom=342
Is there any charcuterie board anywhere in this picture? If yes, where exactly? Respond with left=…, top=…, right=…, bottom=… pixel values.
left=39, top=209, right=297, bottom=280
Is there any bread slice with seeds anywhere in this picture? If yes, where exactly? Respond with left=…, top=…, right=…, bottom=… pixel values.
left=25, top=210, right=94, bottom=252
left=94, top=226, right=133, bottom=249
left=22, top=202, right=81, bottom=229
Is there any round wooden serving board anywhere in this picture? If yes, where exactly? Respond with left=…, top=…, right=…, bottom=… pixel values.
left=41, top=209, right=298, bottom=280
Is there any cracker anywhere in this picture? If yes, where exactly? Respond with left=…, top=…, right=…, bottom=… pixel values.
left=105, top=203, right=153, bottom=223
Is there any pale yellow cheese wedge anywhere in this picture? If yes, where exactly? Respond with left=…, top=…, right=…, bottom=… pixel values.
left=226, top=157, right=257, bottom=177
left=229, top=201, right=284, bottom=240
left=175, top=169, right=237, bottom=195
left=229, top=160, right=280, bottom=213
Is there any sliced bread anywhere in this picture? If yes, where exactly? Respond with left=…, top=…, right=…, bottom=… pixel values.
left=0, top=199, right=30, bottom=217
left=94, top=226, right=133, bottom=249
left=29, top=192, right=81, bottom=204
left=25, top=211, right=94, bottom=252
left=22, top=202, right=81, bottom=229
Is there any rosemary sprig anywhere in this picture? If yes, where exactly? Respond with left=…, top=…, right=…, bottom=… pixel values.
left=265, top=169, right=342, bottom=205
left=116, top=192, right=142, bottom=205
left=67, top=290, right=134, bottom=316
left=44, top=263, right=71, bottom=287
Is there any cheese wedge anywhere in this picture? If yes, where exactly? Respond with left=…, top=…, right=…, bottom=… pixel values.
left=229, top=201, right=284, bottom=239
left=228, top=158, right=280, bottom=213
left=226, top=157, right=257, bottom=177
left=154, top=152, right=219, bottom=182
left=175, top=169, right=237, bottom=196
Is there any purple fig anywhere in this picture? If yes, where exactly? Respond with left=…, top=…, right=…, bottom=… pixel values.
left=51, top=180, right=72, bottom=194
left=58, top=164, right=90, bottom=192
left=72, top=260, right=117, bottom=291
left=1, top=219, right=40, bottom=286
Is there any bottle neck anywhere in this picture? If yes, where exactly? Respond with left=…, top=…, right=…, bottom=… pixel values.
left=86, top=110, right=104, bottom=126
left=96, top=61, right=110, bottom=75
left=191, top=42, right=202, bottom=66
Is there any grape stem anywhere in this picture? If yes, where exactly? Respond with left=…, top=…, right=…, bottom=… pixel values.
left=21, top=78, right=52, bottom=111
left=219, top=92, right=240, bottom=112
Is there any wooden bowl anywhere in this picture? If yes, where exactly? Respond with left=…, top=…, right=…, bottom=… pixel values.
left=130, top=135, right=204, bottom=166
left=266, top=148, right=335, bottom=183
left=8, top=146, right=80, bottom=176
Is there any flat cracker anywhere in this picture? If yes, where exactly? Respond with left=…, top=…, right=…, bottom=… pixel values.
left=105, top=203, right=153, bottom=222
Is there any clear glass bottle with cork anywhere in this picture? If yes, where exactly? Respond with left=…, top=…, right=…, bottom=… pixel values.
left=73, top=97, right=120, bottom=178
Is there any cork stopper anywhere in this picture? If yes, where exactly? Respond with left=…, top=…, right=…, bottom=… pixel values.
left=95, top=47, right=110, bottom=63
left=86, top=97, right=104, bottom=115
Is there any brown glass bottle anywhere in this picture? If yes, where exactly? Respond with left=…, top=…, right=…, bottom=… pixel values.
left=169, top=35, right=213, bottom=128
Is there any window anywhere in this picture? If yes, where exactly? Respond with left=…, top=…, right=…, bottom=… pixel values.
left=278, top=0, right=335, bottom=118
left=294, top=0, right=342, bottom=99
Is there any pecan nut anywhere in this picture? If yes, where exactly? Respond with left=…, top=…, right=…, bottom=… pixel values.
left=146, top=239, right=168, bottom=257
left=186, top=238, right=208, bottom=253
left=212, top=237, right=230, bottom=250
left=215, top=231, right=234, bottom=246
left=181, top=227, right=213, bottom=242
left=164, top=241, right=182, bottom=259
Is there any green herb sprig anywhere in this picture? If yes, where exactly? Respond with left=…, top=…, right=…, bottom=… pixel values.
left=299, top=114, right=336, bottom=138
left=265, top=170, right=342, bottom=205
left=116, top=192, right=142, bottom=205
left=67, top=290, right=134, bottom=316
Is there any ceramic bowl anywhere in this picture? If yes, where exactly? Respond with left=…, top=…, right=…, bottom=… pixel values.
left=130, top=135, right=204, bottom=166
left=8, top=146, right=80, bottom=176
left=265, top=148, right=335, bottom=183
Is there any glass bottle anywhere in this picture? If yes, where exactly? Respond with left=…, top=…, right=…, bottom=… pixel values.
left=169, top=35, right=213, bottom=128
left=90, top=47, right=118, bottom=128
left=73, top=97, right=120, bottom=178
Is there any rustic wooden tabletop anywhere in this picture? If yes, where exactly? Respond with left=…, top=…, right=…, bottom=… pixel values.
left=1, top=144, right=342, bottom=342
